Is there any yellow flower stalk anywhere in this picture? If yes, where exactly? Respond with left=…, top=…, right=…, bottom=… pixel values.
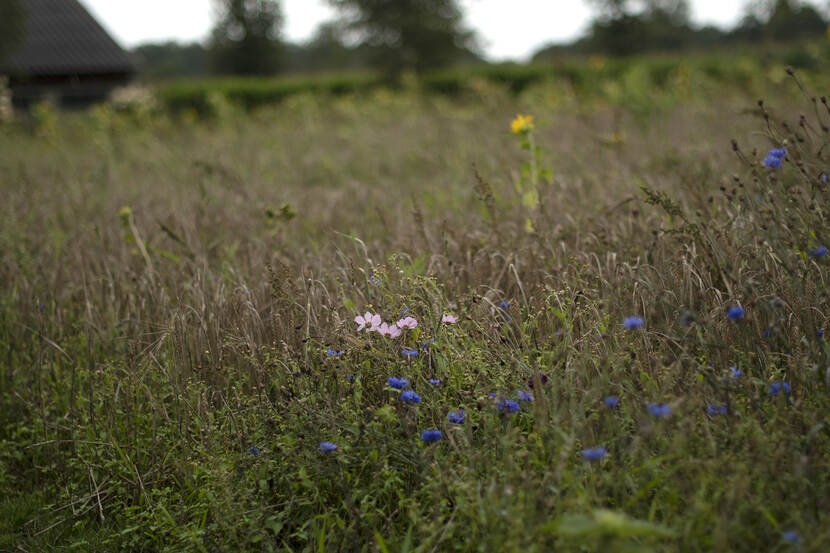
left=511, top=114, right=534, bottom=134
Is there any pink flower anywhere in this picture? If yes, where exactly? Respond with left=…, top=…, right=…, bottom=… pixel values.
left=442, top=314, right=458, bottom=324
left=376, top=322, right=401, bottom=338
left=396, top=317, right=418, bottom=330
left=355, top=312, right=381, bottom=332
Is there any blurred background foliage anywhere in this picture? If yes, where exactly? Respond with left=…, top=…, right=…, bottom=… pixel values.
left=125, top=0, right=830, bottom=80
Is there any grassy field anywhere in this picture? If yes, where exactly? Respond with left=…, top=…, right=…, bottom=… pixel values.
left=1, top=64, right=830, bottom=552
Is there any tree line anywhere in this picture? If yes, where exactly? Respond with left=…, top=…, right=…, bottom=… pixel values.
left=131, top=0, right=828, bottom=79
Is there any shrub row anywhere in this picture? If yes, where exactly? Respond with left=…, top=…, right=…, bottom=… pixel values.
left=155, top=40, right=829, bottom=114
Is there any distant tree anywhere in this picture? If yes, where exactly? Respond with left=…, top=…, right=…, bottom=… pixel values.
left=0, top=0, right=24, bottom=67
left=326, top=0, right=478, bottom=73
left=587, top=0, right=689, bottom=22
left=585, top=0, right=693, bottom=55
left=133, top=42, right=208, bottom=79
left=209, top=0, right=283, bottom=75
left=283, top=22, right=373, bottom=73
left=765, top=0, right=826, bottom=40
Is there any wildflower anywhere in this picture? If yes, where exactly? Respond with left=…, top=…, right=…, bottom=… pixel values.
left=730, top=366, right=742, bottom=378
left=355, top=312, right=381, bottom=332
left=623, top=316, right=644, bottom=330
left=763, top=155, right=783, bottom=170
left=518, top=391, right=534, bottom=402
left=781, top=530, right=800, bottom=543
left=498, top=399, right=521, bottom=413
left=420, top=429, right=442, bottom=443
left=401, top=390, right=422, bottom=404
left=527, top=372, right=548, bottom=388
left=763, top=328, right=772, bottom=338
left=346, top=374, right=357, bottom=383
left=822, top=173, right=828, bottom=183
left=319, top=441, right=337, bottom=453
left=769, top=148, right=787, bottom=159
left=679, top=311, right=696, bottom=326
left=387, top=377, right=410, bottom=390
left=769, top=382, right=791, bottom=397
left=647, top=403, right=671, bottom=417
left=818, top=330, right=825, bottom=338
left=396, top=317, right=418, bottom=330
left=582, top=447, right=608, bottom=461
left=378, top=322, right=402, bottom=338
left=401, top=348, right=419, bottom=357
left=499, top=300, right=510, bottom=310
left=809, top=245, right=828, bottom=257
left=604, top=396, right=620, bottom=408
left=442, top=314, right=458, bottom=324
left=510, top=114, right=534, bottom=134
left=707, top=404, right=728, bottom=415
left=448, top=409, right=465, bottom=424
left=429, top=378, right=441, bottom=385
left=326, top=348, right=342, bottom=357
left=248, top=446, right=261, bottom=455
left=727, top=306, right=745, bottom=320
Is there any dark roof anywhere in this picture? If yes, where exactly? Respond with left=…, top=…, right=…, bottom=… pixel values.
left=2, top=0, right=134, bottom=76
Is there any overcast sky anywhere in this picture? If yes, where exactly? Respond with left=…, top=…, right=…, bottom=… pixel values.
left=78, top=0, right=826, bottom=62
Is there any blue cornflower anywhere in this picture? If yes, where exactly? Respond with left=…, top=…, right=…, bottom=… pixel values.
left=623, top=316, right=644, bottom=330
left=727, top=306, right=745, bottom=320
left=781, top=530, right=800, bottom=543
left=499, top=300, right=510, bottom=310
left=518, top=391, right=534, bottom=402
left=722, top=366, right=742, bottom=383
left=401, top=348, right=419, bottom=357
left=420, top=429, right=442, bottom=443
left=763, top=329, right=772, bottom=338
left=769, top=382, right=791, bottom=397
left=769, top=148, right=787, bottom=159
left=326, top=348, right=342, bottom=357
left=387, top=377, right=410, bottom=390
left=448, top=409, right=465, bottom=424
left=498, top=399, right=520, bottom=413
left=319, top=441, right=337, bottom=453
left=248, top=446, right=261, bottom=455
left=400, top=390, right=422, bottom=404
left=818, top=330, right=825, bottom=338
left=582, top=447, right=608, bottom=461
left=707, top=404, right=728, bottom=415
left=809, top=245, right=828, bottom=257
left=647, top=403, right=671, bottom=417
left=400, top=308, right=410, bottom=316
left=489, top=392, right=497, bottom=399
left=763, top=155, right=783, bottom=170
left=822, top=173, right=828, bottom=183
left=429, top=378, right=441, bottom=385
left=604, top=396, right=620, bottom=408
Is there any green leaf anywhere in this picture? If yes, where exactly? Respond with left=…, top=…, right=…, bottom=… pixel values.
left=374, top=530, right=390, bottom=553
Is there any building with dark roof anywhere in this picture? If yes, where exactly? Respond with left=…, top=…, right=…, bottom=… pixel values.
left=1, top=0, right=135, bottom=108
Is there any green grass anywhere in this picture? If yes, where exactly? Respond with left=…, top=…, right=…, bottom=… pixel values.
left=1, top=62, right=830, bottom=552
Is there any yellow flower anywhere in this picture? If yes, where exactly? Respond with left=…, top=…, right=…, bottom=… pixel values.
left=511, top=114, right=534, bottom=134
